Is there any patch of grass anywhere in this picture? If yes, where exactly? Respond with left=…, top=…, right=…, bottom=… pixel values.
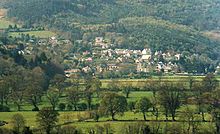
left=9, top=31, right=56, bottom=38
left=0, top=18, right=17, bottom=29
left=127, top=91, right=153, bottom=102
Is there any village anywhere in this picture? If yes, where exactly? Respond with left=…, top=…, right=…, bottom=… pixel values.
left=1, top=34, right=219, bottom=78
left=64, top=37, right=187, bottom=77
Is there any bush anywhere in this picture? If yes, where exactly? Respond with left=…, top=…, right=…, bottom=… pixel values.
left=78, top=103, right=87, bottom=111
left=58, top=103, right=66, bottom=111
left=121, top=123, right=152, bottom=134
left=60, top=125, right=81, bottom=134
left=66, top=104, right=73, bottom=111
left=22, top=127, right=33, bottom=134
left=32, top=107, right=39, bottom=111
left=91, top=103, right=99, bottom=110
left=128, top=101, right=135, bottom=111
left=11, top=114, right=26, bottom=133
left=0, top=128, right=13, bottom=134
left=0, top=105, right=10, bottom=112
left=164, top=123, right=183, bottom=134
left=90, top=110, right=100, bottom=122
left=76, top=112, right=91, bottom=122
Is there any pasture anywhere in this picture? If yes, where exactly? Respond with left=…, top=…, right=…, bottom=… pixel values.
left=9, top=30, right=57, bottom=38
left=0, top=110, right=214, bottom=133
left=0, top=76, right=219, bottom=133
left=0, top=18, right=17, bottom=29
left=100, top=76, right=206, bottom=88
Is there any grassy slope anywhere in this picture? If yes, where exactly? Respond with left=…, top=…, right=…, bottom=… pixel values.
left=0, top=18, right=16, bottom=29
left=9, top=31, right=57, bottom=38
left=0, top=17, right=56, bottom=38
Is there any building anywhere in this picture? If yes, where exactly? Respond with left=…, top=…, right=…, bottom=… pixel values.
left=65, top=69, right=80, bottom=77
left=107, top=64, right=119, bottom=71
left=141, top=48, right=151, bottom=61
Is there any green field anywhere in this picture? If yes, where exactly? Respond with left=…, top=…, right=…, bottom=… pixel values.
left=0, top=111, right=214, bottom=133
left=0, top=76, right=219, bottom=133
left=0, top=90, right=215, bottom=133
left=0, top=18, right=56, bottom=38
left=0, top=18, right=17, bottom=29
left=101, top=76, right=220, bottom=88
left=1, top=91, right=153, bottom=112
left=9, top=30, right=57, bottom=38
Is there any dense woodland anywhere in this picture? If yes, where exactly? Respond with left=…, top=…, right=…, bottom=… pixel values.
left=5, top=0, right=220, bottom=30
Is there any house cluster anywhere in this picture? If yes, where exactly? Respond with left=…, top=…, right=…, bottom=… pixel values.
left=135, top=49, right=181, bottom=73
left=64, top=37, right=184, bottom=77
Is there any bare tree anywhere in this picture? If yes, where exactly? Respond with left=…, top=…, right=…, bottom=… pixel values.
left=121, top=84, right=133, bottom=98
left=181, top=106, right=200, bottom=134
left=0, top=79, right=9, bottom=106
left=158, top=83, right=181, bottom=121
left=36, top=107, right=59, bottom=134
left=67, top=89, right=81, bottom=111
left=7, top=66, right=29, bottom=111
left=208, top=88, right=220, bottom=134
left=47, top=88, right=60, bottom=111
left=193, top=82, right=208, bottom=121
left=25, top=67, right=46, bottom=110
left=11, top=113, right=26, bottom=133
left=202, top=73, right=219, bottom=91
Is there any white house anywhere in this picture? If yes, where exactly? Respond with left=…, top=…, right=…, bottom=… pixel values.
left=141, top=48, right=151, bottom=61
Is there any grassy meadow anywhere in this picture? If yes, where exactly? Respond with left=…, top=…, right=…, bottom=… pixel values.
left=0, top=18, right=56, bottom=38
left=0, top=18, right=17, bottom=29
left=100, top=75, right=218, bottom=88
left=0, top=110, right=214, bottom=133
left=9, top=31, right=57, bottom=38
left=0, top=86, right=217, bottom=133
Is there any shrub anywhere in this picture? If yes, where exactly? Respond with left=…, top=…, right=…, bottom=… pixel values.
left=22, top=127, right=33, bottom=134
left=77, top=112, right=91, bottom=122
left=90, top=110, right=100, bottom=122
left=60, top=125, right=81, bottom=134
left=0, top=105, right=10, bottom=112
left=121, top=123, right=152, bottom=134
left=91, top=103, right=99, bottom=110
left=128, top=101, right=135, bottom=111
left=78, top=103, right=87, bottom=111
left=32, top=107, right=39, bottom=111
left=66, top=104, right=73, bottom=111
left=11, top=114, right=26, bottom=133
left=58, top=103, right=66, bottom=111
left=0, top=128, right=13, bottom=134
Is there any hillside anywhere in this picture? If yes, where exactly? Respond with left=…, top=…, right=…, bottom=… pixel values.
left=1, top=0, right=220, bottom=74
left=5, top=0, right=220, bottom=30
